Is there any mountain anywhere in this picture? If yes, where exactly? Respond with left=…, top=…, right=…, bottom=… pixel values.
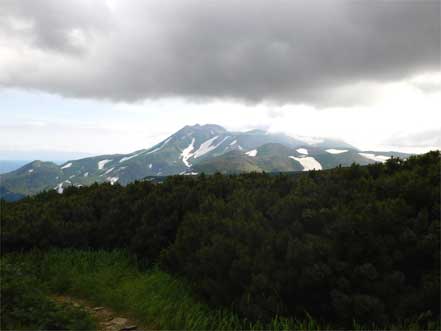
left=0, top=124, right=411, bottom=197
left=192, top=143, right=410, bottom=174
left=0, top=160, right=31, bottom=174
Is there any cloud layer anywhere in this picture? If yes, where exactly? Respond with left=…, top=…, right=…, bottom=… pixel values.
left=1, top=0, right=439, bottom=105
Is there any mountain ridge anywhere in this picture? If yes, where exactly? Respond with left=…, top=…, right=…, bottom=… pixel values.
left=0, top=124, right=411, bottom=197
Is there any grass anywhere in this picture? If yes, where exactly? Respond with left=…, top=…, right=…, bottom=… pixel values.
left=3, top=249, right=328, bottom=330
left=1, top=257, right=96, bottom=330
left=2, top=250, right=438, bottom=330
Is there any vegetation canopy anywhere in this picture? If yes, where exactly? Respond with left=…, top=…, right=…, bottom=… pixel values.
left=1, top=151, right=440, bottom=329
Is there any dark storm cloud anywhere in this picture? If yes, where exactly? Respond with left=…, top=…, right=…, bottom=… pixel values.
left=0, top=0, right=112, bottom=53
left=0, top=0, right=439, bottom=104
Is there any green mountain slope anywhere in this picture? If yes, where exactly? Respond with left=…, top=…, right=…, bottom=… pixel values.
left=0, top=161, right=63, bottom=195
left=0, top=124, right=412, bottom=196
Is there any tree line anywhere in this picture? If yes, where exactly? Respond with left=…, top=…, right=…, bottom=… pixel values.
left=1, top=151, right=440, bottom=328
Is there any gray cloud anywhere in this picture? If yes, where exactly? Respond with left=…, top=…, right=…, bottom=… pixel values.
left=0, top=0, right=439, bottom=105
left=0, top=0, right=112, bottom=53
left=385, top=129, right=441, bottom=149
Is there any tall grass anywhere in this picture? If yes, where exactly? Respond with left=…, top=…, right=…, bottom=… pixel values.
left=3, top=250, right=438, bottom=330
left=4, top=249, right=326, bottom=330
left=1, top=257, right=96, bottom=330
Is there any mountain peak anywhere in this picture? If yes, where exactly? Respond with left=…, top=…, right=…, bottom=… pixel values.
left=197, top=124, right=226, bottom=132
left=1, top=124, right=410, bottom=197
left=175, top=124, right=227, bottom=137
left=186, top=123, right=225, bottom=130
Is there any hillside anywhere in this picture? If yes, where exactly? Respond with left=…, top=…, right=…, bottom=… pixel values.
left=0, top=124, right=410, bottom=197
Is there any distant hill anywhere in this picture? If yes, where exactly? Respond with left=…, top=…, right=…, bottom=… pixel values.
left=0, top=160, right=31, bottom=174
left=0, top=124, right=411, bottom=196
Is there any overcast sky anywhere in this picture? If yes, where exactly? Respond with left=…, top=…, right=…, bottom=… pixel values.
left=0, top=0, right=440, bottom=157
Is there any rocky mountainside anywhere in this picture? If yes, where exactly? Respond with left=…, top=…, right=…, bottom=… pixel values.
left=0, top=124, right=410, bottom=197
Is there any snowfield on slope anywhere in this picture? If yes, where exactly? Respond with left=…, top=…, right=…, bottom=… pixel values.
left=106, top=177, right=119, bottom=185
left=104, top=167, right=114, bottom=175
left=326, top=149, right=348, bottom=154
left=193, top=136, right=229, bottom=158
left=289, top=156, right=322, bottom=171
left=61, top=162, right=72, bottom=169
left=181, top=138, right=195, bottom=167
left=246, top=149, right=258, bottom=157
left=296, top=148, right=308, bottom=155
left=359, top=152, right=390, bottom=163
left=144, top=137, right=172, bottom=155
left=119, top=151, right=145, bottom=163
left=55, top=182, right=64, bottom=194
left=98, top=159, right=112, bottom=170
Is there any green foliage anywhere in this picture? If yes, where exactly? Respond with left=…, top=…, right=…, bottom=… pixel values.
left=1, top=151, right=440, bottom=329
left=0, top=258, right=96, bottom=330
left=5, top=250, right=324, bottom=330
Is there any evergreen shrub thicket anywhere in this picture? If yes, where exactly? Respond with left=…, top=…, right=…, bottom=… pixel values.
left=2, top=151, right=440, bottom=328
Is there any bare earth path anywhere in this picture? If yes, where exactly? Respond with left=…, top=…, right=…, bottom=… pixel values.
left=52, top=295, right=155, bottom=331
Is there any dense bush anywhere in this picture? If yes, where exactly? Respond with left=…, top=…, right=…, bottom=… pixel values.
left=1, top=151, right=440, bottom=328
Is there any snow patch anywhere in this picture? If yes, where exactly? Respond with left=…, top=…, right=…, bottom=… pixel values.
left=119, top=151, right=144, bottom=163
left=230, top=139, right=237, bottom=146
left=180, top=171, right=199, bottom=175
left=289, top=156, right=322, bottom=171
left=54, top=179, right=73, bottom=194
left=237, top=145, right=243, bottom=151
left=145, top=137, right=172, bottom=155
left=106, top=177, right=119, bottom=185
left=193, top=136, right=228, bottom=158
left=326, top=149, right=348, bottom=154
left=84, top=172, right=89, bottom=177
left=55, top=183, right=64, bottom=194
left=296, top=148, right=308, bottom=155
left=98, top=159, right=112, bottom=170
left=181, top=138, right=195, bottom=167
left=28, top=169, right=34, bottom=173
left=104, top=167, right=114, bottom=175
left=246, top=149, right=258, bottom=157
left=61, top=162, right=72, bottom=169
left=69, top=175, right=75, bottom=179
left=149, top=163, right=152, bottom=169
left=359, top=152, right=390, bottom=163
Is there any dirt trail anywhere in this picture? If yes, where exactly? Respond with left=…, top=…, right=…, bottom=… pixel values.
left=52, top=295, right=154, bottom=331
